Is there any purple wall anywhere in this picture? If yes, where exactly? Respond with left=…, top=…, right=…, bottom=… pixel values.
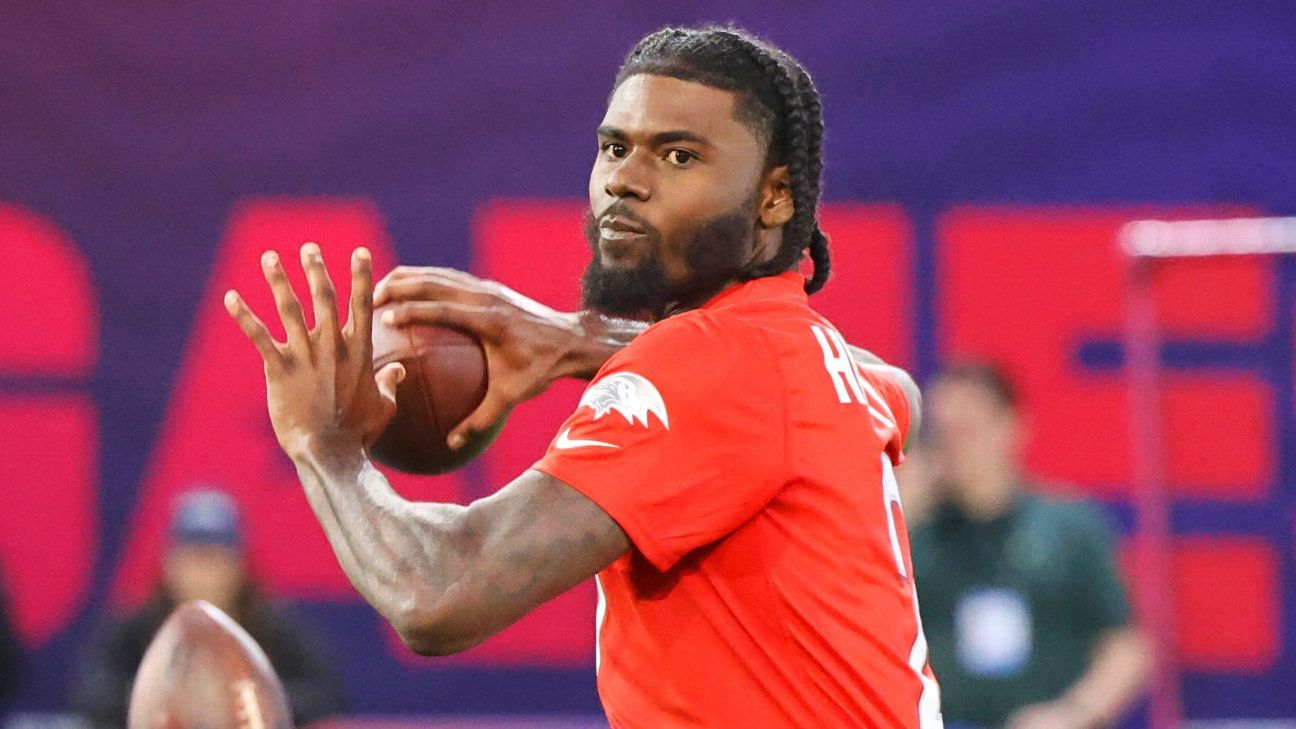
left=1, top=1, right=1293, bottom=721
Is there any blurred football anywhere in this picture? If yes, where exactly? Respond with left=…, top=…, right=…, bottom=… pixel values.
left=128, top=600, right=293, bottom=729
left=369, top=303, right=503, bottom=474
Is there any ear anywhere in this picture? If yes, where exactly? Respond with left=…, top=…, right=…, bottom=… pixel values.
left=757, top=165, right=795, bottom=228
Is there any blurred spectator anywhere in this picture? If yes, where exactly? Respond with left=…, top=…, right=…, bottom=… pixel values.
left=894, top=440, right=945, bottom=530
left=908, top=363, right=1149, bottom=729
left=0, top=570, right=22, bottom=707
left=70, top=488, right=347, bottom=727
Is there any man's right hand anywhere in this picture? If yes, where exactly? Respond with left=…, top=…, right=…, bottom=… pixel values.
left=374, top=267, right=613, bottom=448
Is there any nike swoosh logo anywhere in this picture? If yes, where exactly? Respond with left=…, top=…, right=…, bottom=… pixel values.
left=554, top=427, right=619, bottom=451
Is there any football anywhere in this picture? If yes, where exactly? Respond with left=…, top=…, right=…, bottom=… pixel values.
left=128, top=600, right=293, bottom=729
left=369, top=303, right=503, bottom=474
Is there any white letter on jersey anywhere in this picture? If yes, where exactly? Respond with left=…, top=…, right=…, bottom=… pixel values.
left=810, top=324, right=897, bottom=429
left=880, top=455, right=944, bottom=728
left=812, top=324, right=868, bottom=405
left=880, top=455, right=908, bottom=579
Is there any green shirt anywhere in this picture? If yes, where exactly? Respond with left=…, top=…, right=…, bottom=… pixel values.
left=911, top=491, right=1131, bottom=728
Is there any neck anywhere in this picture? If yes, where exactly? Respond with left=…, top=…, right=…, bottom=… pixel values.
left=658, top=276, right=742, bottom=319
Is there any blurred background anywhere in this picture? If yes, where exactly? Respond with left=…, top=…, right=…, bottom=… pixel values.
left=1, top=1, right=1293, bottom=727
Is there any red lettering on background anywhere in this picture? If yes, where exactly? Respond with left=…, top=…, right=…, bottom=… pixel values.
left=111, top=199, right=472, bottom=608
left=0, top=205, right=96, bottom=376
left=462, top=200, right=594, bottom=666
left=0, top=205, right=98, bottom=646
left=937, top=207, right=1270, bottom=497
left=0, top=400, right=97, bottom=646
left=1159, top=374, right=1273, bottom=497
left=1123, top=539, right=1279, bottom=670
left=1153, top=255, right=1273, bottom=340
left=1174, top=539, right=1280, bottom=670
left=812, top=204, right=913, bottom=368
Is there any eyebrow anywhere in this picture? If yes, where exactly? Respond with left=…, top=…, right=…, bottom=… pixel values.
left=597, top=126, right=712, bottom=148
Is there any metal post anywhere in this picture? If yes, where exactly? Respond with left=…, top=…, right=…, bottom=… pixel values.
left=1123, top=256, right=1182, bottom=729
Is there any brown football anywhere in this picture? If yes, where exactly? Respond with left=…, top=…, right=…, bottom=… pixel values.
left=128, top=600, right=293, bottom=729
left=368, top=303, right=503, bottom=474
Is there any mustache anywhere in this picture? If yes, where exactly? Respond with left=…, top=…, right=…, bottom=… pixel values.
left=593, top=201, right=658, bottom=236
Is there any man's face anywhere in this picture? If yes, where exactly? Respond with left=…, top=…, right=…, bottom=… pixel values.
left=927, top=378, right=1019, bottom=471
left=583, top=74, right=770, bottom=317
left=164, top=543, right=245, bottom=610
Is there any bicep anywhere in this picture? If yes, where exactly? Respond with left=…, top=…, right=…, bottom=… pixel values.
left=431, top=469, right=629, bottom=653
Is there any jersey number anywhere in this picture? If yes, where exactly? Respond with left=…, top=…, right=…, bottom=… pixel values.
left=880, top=455, right=944, bottom=728
left=881, top=455, right=909, bottom=579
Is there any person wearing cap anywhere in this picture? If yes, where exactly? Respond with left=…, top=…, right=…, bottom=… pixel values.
left=70, top=488, right=348, bottom=727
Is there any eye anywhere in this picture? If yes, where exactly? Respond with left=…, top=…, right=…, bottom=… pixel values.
left=665, top=149, right=697, bottom=167
left=600, top=142, right=628, bottom=159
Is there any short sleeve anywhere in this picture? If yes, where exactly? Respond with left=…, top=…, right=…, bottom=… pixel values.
left=533, top=313, right=789, bottom=571
left=1066, top=502, right=1134, bottom=632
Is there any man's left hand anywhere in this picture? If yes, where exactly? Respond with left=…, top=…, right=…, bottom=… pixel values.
left=224, top=243, right=404, bottom=457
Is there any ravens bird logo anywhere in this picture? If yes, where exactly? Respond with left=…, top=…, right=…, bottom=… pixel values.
left=578, top=372, right=669, bottom=429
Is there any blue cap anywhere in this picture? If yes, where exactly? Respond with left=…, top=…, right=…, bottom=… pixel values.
left=170, top=488, right=242, bottom=548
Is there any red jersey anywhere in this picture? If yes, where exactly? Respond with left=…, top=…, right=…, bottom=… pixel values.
left=534, top=273, right=942, bottom=728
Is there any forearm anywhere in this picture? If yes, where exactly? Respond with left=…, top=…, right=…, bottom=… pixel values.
left=559, top=311, right=648, bottom=379
left=289, top=437, right=467, bottom=637
left=291, top=449, right=626, bottom=656
left=1061, top=628, right=1151, bottom=727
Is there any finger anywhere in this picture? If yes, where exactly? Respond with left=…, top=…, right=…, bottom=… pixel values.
left=261, top=250, right=310, bottom=349
left=373, top=265, right=439, bottom=307
left=376, top=270, right=494, bottom=307
left=372, top=265, right=408, bottom=307
left=223, top=289, right=282, bottom=364
left=300, top=242, right=340, bottom=341
left=374, top=362, right=406, bottom=408
left=346, top=247, right=375, bottom=358
left=383, top=265, right=483, bottom=287
left=378, top=276, right=477, bottom=306
left=380, top=301, right=505, bottom=340
left=420, top=266, right=487, bottom=286
left=447, top=391, right=510, bottom=449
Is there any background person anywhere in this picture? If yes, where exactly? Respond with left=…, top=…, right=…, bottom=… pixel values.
left=70, top=488, right=347, bottom=727
left=908, top=363, right=1150, bottom=729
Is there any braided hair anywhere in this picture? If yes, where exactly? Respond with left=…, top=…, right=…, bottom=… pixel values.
left=612, top=26, right=832, bottom=294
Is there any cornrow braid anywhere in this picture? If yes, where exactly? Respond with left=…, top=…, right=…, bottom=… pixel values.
left=797, top=73, right=832, bottom=294
left=613, top=26, right=832, bottom=294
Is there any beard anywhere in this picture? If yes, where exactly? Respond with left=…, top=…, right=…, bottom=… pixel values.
left=580, top=199, right=755, bottom=319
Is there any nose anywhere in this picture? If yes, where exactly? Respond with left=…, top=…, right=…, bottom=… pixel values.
left=603, top=153, right=651, bottom=202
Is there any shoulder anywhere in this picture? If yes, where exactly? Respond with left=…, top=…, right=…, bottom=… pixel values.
left=114, top=605, right=165, bottom=637
left=584, top=310, right=787, bottom=437
left=1024, top=491, right=1118, bottom=546
left=631, top=308, right=771, bottom=355
left=253, top=599, right=319, bottom=640
left=607, top=308, right=782, bottom=384
left=84, top=605, right=163, bottom=661
left=907, top=520, right=937, bottom=559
